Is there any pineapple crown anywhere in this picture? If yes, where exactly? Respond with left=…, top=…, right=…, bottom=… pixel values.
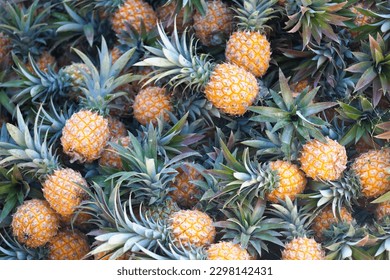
left=322, top=221, right=374, bottom=260
left=284, top=0, right=350, bottom=49
left=76, top=0, right=125, bottom=12
left=73, top=37, right=139, bottom=116
left=85, top=184, right=169, bottom=259
left=0, top=106, right=59, bottom=181
left=208, top=139, right=279, bottom=207
left=105, top=130, right=199, bottom=206
left=346, top=33, right=390, bottom=107
left=232, top=0, right=278, bottom=32
left=305, top=170, right=362, bottom=219
left=165, top=0, right=208, bottom=20
left=249, top=69, right=337, bottom=150
left=269, top=197, right=313, bottom=240
left=0, top=0, right=54, bottom=60
left=135, top=22, right=214, bottom=92
left=55, top=3, right=114, bottom=48
left=2, top=53, right=71, bottom=106
left=214, top=198, right=284, bottom=257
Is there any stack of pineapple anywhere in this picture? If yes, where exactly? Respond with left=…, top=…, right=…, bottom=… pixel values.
left=0, top=0, right=389, bottom=261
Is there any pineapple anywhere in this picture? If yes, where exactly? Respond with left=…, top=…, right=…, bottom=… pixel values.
left=47, top=229, right=90, bottom=260
left=270, top=198, right=325, bottom=260
left=351, top=149, right=390, bottom=199
left=11, top=199, right=60, bottom=248
left=136, top=23, right=259, bottom=115
left=206, top=241, right=251, bottom=260
left=0, top=107, right=89, bottom=218
left=192, top=0, right=234, bottom=46
left=225, top=0, right=277, bottom=77
left=311, top=205, right=353, bottom=240
left=111, top=0, right=157, bottom=34
left=62, top=62, right=91, bottom=100
left=169, top=209, right=216, bottom=247
left=266, top=160, right=307, bottom=203
left=299, top=137, right=347, bottom=181
left=169, top=163, right=203, bottom=208
left=60, top=38, right=138, bottom=163
left=107, top=116, right=127, bottom=139
left=157, top=1, right=192, bottom=34
left=132, top=86, right=173, bottom=125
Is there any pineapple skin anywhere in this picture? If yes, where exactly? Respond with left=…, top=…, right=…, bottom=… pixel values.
left=47, top=229, right=90, bottom=260
left=267, top=160, right=307, bottom=203
left=193, top=0, right=234, bottom=46
left=169, top=210, right=216, bottom=248
left=282, top=237, right=325, bottom=260
left=352, top=149, right=390, bottom=199
left=42, top=168, right=88, bottom=217
left=11, top=199, right=60, bottom=248
left=99, top=136, right=131, bottom=169
left=204, top=63, right=259, bottom=115
left=111, top=0, right=157, bottom=34
left=206, top=241, right=251, bottom=260
left=312, top=206, right=353, bottom=240
left=299, top=137, right=347, bottom=181
left=61, top=110, right=110, bottom=163
left=133, top=86, right=172, bottom=125
left=225, top=31, right=271, bottom=77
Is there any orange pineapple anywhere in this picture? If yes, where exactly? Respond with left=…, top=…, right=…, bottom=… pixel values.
left=169, top=209, right=216, bottom=247
left=136, top=20, right=259, bottom=116
left=299, top=137, right=347, bottom=181
left=111, top=0, right=157, bottom=34
left=192, top=0, right=233, bottom=46
left=11, top=199, right=60, bottom=248
left=169, top=164, right=203, bottom=208
left=351, top=149, right=390, bottom=199
left=107, top=116, right=127, bottom=139
left=311, top=205, right=353, bottom=240
left=225, top=0, right=277, bottom=77
left=132, top=86, right=173, bottom=125
left=42, top=168, right=88, bottom=217
left=206, top=241, right=251, bottom=260
left=266, top=160, right=307, bottom=203
left=61, top=110, right=110, bottom=163
left=282, top=237, right=325, bottom=260
left=47, top=229, right=90, bottom=260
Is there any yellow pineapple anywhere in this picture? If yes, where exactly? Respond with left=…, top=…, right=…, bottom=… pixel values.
left=311, top=205, right=353, bottom=240
left=61, top=110, right=110, bottom=163
left=11, top=199, right=60, bottom=248
left=282, top=237, right=325, bottom=260
left=206, top=241, right=251, bottom=260
left=351, top=149, right=390, bottom=199
left=60, top=39, right=138, bottom=163
left=136, top=21, right=259, bottom=116
left=111, top=0, right=157, bottom=34
left=299, top=137, right=347, bottom=181
left=169, top=164, right=203, bottom=208
left=271, top=198, right=325, bottom=260
left=132, top=86, right=173, bottom=125
left=47, top=229, right=90, bottom=260
left=266, top=160, right=307, bottom=203
left=192, top=0, right=234, bottom=46
left=107, top=116, right=127, bottom=139
left=62, top=62, right=91, bottom=100
left=375, top=201, right=390, bottom=222
left=99, top=136, right=131, bottom=169
left=225, top=0, right=277, bottom=77
left=42, top=168, right=88, bottom=217
left=169, top=209, right=216, bottom=247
